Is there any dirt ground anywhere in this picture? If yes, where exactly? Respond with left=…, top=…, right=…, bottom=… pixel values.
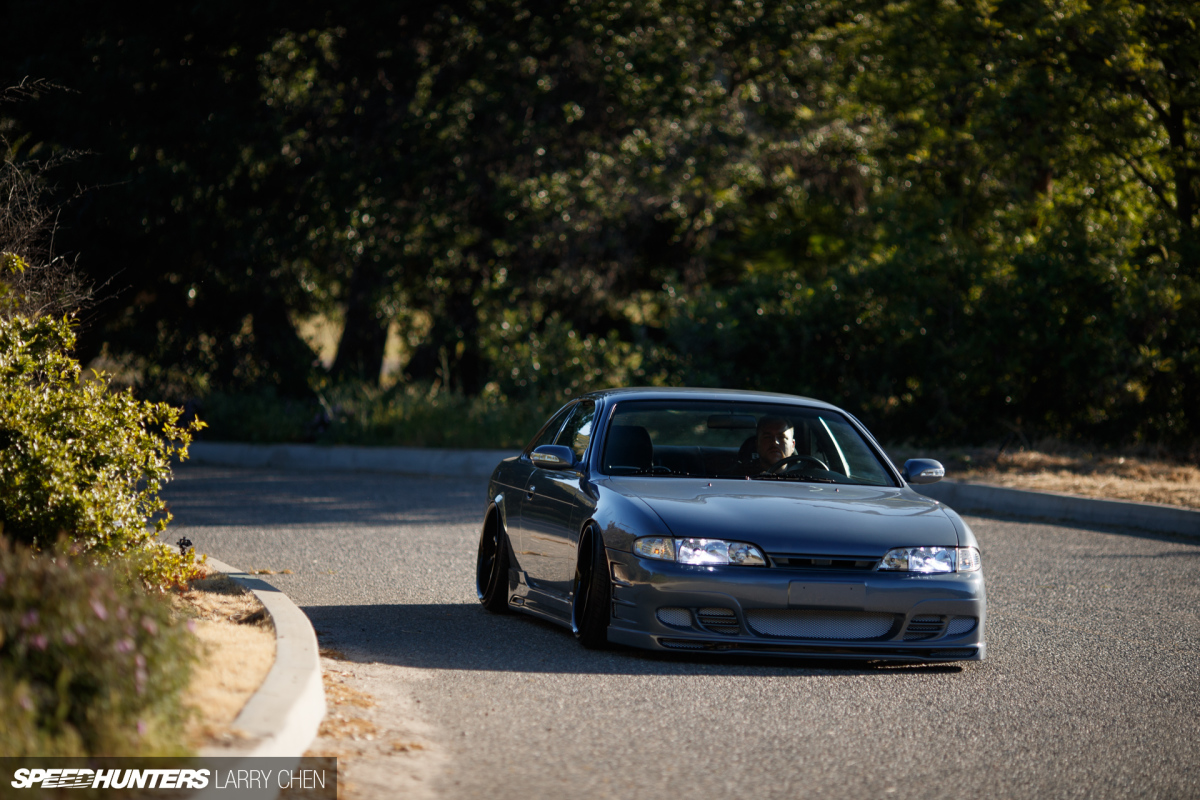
left=171, top=570, right=276, bottom=750
left=298, top=648, right=445, bottom=800
left=173, top=568, right=437, bottom=799
left=887, top=443, right=1200, bottom=510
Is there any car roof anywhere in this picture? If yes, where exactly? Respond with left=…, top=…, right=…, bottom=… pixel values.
left=580, top=386, right=845, bottom=413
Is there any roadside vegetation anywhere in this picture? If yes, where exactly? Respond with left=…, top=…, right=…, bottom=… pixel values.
left=1, top=2, right=1197, bottom=457
left=1, top=105, right=203, bottom=756
left=888, top=442, right=1200, bottom=511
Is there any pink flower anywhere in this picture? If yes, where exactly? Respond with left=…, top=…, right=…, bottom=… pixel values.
left=31, top=634, right=48, bottom=650
left=115, top=638, right=135, bottom=653
left=91, top=599, right=108, bottom=620
left=140, top=617, right=158, bottom=635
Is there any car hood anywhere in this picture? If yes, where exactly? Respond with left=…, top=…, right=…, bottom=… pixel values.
left=605, top=478, right=958, bottom=556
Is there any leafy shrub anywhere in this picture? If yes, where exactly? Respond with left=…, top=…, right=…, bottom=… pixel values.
left=0, top=539, right=195, bottom=756
left=319, top=383, right=550, bottom=449
left=196, top=389, right=320, bottom=444
left=198, top=382, right=552, bottom=449
left=0, top=312, right=203, bottom=586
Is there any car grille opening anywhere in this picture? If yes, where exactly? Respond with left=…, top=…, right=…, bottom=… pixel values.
left=929, top=649, right=977, bottom=659
left=656, top=607, right=694, bottom=629
left=745, top=610, right=897, bottom=640
left=903, top=615, right=946, bottom=641
left=660, top=639, right=712, bottom=650
left=769, top=554, right=878, bottom=570
left=946, top=616, right=977, bottom=636
left=696, top=607, right=740, bottom=635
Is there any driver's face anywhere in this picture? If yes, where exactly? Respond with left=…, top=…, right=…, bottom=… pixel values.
left=757, top=422, right=795, bottom=467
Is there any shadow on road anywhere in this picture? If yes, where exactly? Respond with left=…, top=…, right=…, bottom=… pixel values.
left=304, top=601, right=965, bottom=678
left=165, top=466, right=484, bottom=528
left=964, top=510, right=1200, bottom=545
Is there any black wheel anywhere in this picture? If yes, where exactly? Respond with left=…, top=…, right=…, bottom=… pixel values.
left=476, top=511, right=511, bottom=613
left=572, top=525, right=612, bottom=649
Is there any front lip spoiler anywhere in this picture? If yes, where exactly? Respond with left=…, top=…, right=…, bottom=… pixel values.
left=653, top=637, right=983, bottom=661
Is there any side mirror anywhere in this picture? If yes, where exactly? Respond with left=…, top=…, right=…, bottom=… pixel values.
left=902, top=458, right=945, bottom=485
left=530, top=444, right=576, bottom=470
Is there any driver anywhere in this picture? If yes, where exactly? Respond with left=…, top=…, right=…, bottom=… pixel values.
left=755, top=416, right=796, bottom=470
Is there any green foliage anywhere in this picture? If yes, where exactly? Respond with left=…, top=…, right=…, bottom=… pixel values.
left=318, top=384, right=550, bottom=450
left=0, top=313, right=203, bottom=586
left=0, top=539, right=196, bottom=756
left=197, top=390, right=319, bottom=444
left=200, top=383, right=548, bottom=450
left=1, top=0, right=1197, bottom=448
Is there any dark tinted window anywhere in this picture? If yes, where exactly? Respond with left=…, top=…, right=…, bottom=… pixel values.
left=554, top=400, right=596, bottom=460
left=602, top=399, right=896, bottom=486
left=526, top=403, right=575, bottom=453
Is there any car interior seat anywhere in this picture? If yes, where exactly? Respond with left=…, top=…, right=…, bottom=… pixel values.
left=737, top=434, right=758, bottom=466
left=603, top=425, right=653, bottom=472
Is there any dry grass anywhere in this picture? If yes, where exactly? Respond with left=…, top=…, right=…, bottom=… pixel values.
left=303, top=658, right=441, bottom=800
left=172, top=571, right=276, bottom=749
left=888, top=441, right=1200, bottom=510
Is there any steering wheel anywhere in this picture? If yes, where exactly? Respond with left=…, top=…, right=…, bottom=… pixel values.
left=766, top=454, right=830, bottom=474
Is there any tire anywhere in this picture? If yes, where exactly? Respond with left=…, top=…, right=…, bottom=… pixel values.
left=572, top=525, right=612, bottom=649
left=476, top=510, right=511, bottom=613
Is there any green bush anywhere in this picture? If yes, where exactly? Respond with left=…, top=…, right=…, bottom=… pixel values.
left=198, top=382, right=554, bottom=449
left=320, top=383, right=549, bottom=449
left=0, top=539, right=195, bottom=756
left=0, top=312, right=203, bottom=586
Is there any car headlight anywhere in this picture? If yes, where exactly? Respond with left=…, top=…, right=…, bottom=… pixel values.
left=633, top=537, right=766, bottom=566
left=877, top=546, right=981, bottom=573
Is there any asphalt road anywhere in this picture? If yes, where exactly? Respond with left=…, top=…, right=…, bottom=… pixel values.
left=165, top=466, right=1200, bottom=800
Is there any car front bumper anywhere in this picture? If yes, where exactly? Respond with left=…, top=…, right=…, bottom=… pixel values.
left=605, top=548, right=986, bottom=662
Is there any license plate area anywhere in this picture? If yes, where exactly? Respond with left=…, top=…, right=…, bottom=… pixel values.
left=788, top=581, right=866, bottom=610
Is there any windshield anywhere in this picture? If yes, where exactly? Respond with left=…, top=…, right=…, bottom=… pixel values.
left=600, top=400, right=897, bottom=487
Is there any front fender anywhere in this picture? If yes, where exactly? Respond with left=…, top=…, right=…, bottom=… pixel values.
left=589, top=482, right=675, bottom=553
left=940, top=506, right=980, bottom=549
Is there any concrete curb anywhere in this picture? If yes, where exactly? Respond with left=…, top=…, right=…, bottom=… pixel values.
left=913, top=480, right=1199, bottom=536
left=198, top=558, right=325, bottom=765
left=189, top=441, right=518, bottom=479
left=187, top=441, right=1199, bottom=537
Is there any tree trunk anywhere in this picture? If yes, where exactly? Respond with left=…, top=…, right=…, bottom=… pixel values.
left=404, top=285, right=486, bottom=394
left=331, top=260, right=390, bottom=384
left=253, top=292, right=318, bottom=397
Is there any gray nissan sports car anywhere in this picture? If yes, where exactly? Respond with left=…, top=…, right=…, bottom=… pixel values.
left=475, top=388, right=985, bottom=662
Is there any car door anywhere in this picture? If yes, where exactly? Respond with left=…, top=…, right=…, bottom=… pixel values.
left=506, top=403, right=575, bottom=577
left=520, top=399, right=597, bottom=598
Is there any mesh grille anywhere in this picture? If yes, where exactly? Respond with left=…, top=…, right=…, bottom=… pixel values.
left=661, top=639, right=710, bottom=650
left=696, top=607, right=739, bottom=635
left=656, top=607, right=693, bottom=628
left=769, top=555, right=877, bottom=570
left=903, top=614, right=946, bottom=641
left=946, top=616, right=977, bottom=636
left=745, top=610, right=896, bottom=639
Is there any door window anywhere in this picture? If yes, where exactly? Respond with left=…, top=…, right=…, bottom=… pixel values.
left=526, top=403, right=575, bottom=453
left=554, top=400, right=597, bottom=461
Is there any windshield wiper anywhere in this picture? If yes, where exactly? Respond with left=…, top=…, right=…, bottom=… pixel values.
left=751, top=473, right=838, bottom=484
